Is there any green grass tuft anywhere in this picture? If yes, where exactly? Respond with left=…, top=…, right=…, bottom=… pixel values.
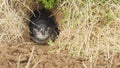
left=37, top=0, right=59, bottom=9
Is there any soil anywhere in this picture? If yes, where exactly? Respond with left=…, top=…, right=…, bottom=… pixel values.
left=0, top=43, right=86, bottom=68
left=0, top=42, right=120, bottom=68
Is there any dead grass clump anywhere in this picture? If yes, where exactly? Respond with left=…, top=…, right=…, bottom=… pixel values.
left=0, top=0, right=39, bottom=45
left=52, top=0, right=120, bottom=67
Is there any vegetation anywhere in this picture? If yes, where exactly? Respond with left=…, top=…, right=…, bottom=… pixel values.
left=37, top=0, right=59, bottom=9
left=53, top=0, right=120, bottom=67
left=0, top=0, right=120, bottom=67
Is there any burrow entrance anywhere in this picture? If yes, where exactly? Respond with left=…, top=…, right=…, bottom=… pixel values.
left=28, top=4, right=64, bottom=45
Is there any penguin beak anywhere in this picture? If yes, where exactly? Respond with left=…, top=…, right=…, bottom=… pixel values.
left=40, top=28, right=46, bottom=35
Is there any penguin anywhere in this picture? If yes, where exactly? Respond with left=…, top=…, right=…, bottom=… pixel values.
left=29, top=10, right=59, bottom=45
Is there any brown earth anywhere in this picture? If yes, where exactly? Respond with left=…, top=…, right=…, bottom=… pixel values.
left=0, top=41, right=120, bottom=68
left=0, top=42, right=87, bottom=68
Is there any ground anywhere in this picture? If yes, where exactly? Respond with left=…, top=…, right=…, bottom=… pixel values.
left=0, top=42, right=120, bottom=68
left=0, top=43, right=85, bottom=68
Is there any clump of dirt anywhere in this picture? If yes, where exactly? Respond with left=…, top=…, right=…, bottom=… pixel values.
left=0, top=43, right=86, bottom=68
left=0, top=43, right=120, bottom=68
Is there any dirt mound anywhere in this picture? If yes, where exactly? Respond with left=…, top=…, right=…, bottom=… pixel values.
left=0, top=42, right=120, bottom=68
left=0, top=43, right=86, bottom=68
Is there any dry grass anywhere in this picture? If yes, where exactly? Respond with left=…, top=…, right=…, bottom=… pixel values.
left=0, top=0, right=38, bottom=45
left=0, top=0, right=26, bottom=44
left=0, top=0, right=120, bottom=67
left=54, top=0, right=120, bottom=67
